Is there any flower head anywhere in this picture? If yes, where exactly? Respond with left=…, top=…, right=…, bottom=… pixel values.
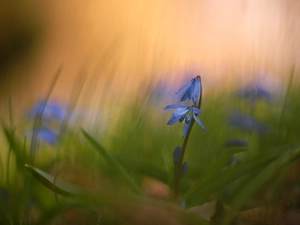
left=25, top=126, right=58, bottom=145
left=176, top=76, right=201, bottom=105
left=235, top=84, right=271, bottom=103
left=227, top=111, right=270, bottom=133
left=164, top=104, right=206, bottom=137
left=28, top=100, right=65, bottom=122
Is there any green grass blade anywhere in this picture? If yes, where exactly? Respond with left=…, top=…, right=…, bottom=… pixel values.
left=25, top=164, right=85, bottom=197
left=223, top=145, right=300, bottom=224
left=185, top=148, right=246, bottom=198
left=2, top=123, right=28, bottom=170
left=116, top=155, right=169, bottom=183
left=184, top=142, right=300, bottom=206
left=81, top=128, right=143, bottom=196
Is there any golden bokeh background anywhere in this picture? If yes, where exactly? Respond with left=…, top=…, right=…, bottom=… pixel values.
left=0, top=0, right=299, bottom=123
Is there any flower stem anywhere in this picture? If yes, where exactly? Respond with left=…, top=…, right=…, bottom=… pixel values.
left=172, top=76, right=202, bottom=202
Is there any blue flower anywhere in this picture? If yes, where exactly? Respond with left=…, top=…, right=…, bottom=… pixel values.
left=28, top=100, right=65, bottom=122
left=26, top=127, right=58, bottom=145
left=227, top=111, right=270, bottom=133
left=164, top=104, right=206, bottom=137
left=176, top=76, right=201, bottom=105
left=235, top=84, right=271, bottom=103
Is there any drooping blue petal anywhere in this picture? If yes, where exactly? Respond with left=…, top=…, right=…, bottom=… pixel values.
left=182, top=122, right=191, bottom=138
left=180, top=87, right=190, bottom=102
left=190, top=107, right=201, bottom=115
left=192, top=78, right=201, bottom=105
left=175, top=76, right=201, bottom=104
left=164, top=104, right=187, bottom=110
left=193, top=114, right=206, bottom=131
left=172, top=107, right=190, bottom=118
left=175, top=79, right=194, bottom=95
left=167, top=115, right=180, bottom=125
left=187, top=79, right=196, bottom=100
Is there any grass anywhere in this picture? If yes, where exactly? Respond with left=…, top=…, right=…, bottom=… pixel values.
left=1, top=73, right=300, bottom=225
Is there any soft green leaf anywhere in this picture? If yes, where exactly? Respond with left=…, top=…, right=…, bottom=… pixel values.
left=2, top=123, right=28, bottom=169
left=116, top=155, right=169, bottom=183
left=81, top=128, right=143, bottom=196
left=223, top=145, right=300, bottom=224
left=25, top=164, right=85, bottom=197
left=185, top=142, right=300, bottom=206
left=186, top=148, right=246, bottom=198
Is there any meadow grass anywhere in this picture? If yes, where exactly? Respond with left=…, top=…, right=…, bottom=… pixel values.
left=1, top=74, right=300, bottom=225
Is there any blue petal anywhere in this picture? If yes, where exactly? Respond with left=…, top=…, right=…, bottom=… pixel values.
left=167, top=115, right=180, bottom=125
left=164, top=104, right=186, bottom=110
left=172, top=107, right=189, bottom=118
left=180, top=87, right=190, bottom=102
left=182, top=122, right=191, bottom=138
left=28, top=100, right=65, bottom=122
left=175, top=79, right=193, bottom=95
left=193, top=114, right=206, bottom=131
left=187, top=79, right=196, bottom=100
left=191, top=107, right=201, bottom=114
left=37, top=127, right=58, bottom=145
left=192, top=78, right=200, bottom=105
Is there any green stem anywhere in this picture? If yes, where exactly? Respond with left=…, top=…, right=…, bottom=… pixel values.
left=172, top=120, right=195, bottom=201
left=29, top=66, right=62, bottom=163
left=172, top=76, right=202, bottom=202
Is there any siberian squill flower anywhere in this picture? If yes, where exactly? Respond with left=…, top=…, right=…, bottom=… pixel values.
left=228, top=111, right=270, bottom=134
left=235, top=84, right=271, bottom=103
left=164, top=104, right=206, bottom=138
left=28, top=100, right=65, bottom=122
left=176, top=76, right=201, bottom=105
left=25, top=126, right=58, bottom=145
left=26, top=99, right=65, bottom=146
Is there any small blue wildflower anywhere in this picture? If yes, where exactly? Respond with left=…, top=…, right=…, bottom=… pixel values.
left=176, top=76, right=201, bottom=105
left=164, top=104, right=206, bottom=138
left=26, top=127, right=58, bottom=145
left=228, top=111, right=270, bottom=134
left=28, top=100, right=65, bottom=122
left=235, top=84, right=271, bottom=103
left=37, top=127, right=58, bottom=145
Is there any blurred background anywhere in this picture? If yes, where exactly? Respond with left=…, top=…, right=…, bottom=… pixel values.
left=0, top=0, right=299, bottom=121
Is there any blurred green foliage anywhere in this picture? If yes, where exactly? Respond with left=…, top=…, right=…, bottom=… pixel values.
left=1, top=77, right=300, bottom=224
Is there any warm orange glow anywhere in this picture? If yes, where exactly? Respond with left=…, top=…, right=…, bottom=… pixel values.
left=0, top=0, right=299, bottom=120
